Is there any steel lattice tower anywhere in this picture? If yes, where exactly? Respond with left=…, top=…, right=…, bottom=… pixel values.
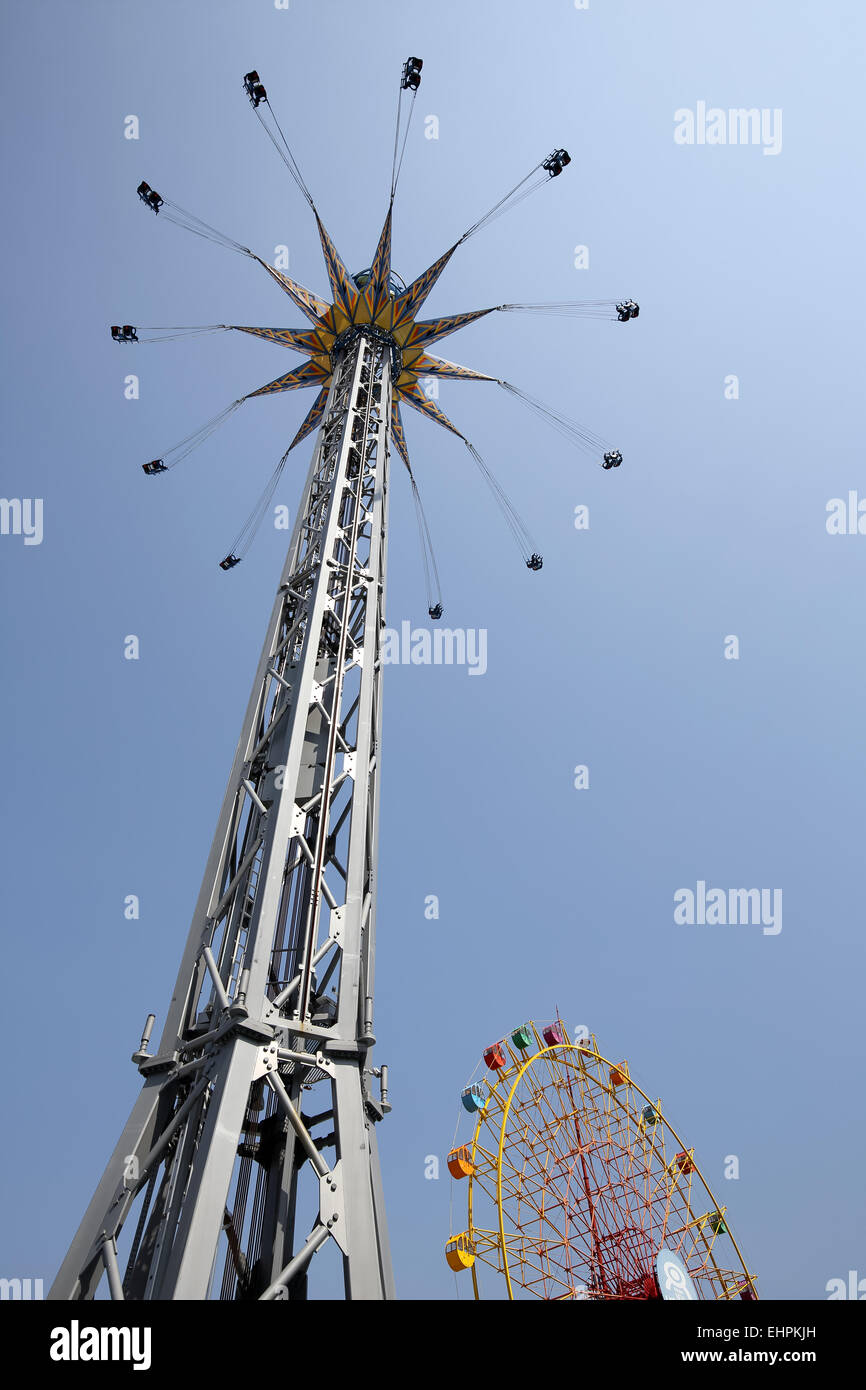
left=53, top=334, right=394, bottom=1300
left=51, top=60, right=633, bottom=1302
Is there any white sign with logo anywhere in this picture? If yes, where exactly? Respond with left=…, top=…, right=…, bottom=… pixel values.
left=656, top=1246, right=699, bottom=1301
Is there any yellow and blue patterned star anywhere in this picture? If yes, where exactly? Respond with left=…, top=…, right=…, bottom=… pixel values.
left=232, top=209, right=496, bottom=464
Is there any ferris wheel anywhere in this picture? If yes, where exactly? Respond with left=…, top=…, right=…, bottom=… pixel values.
left=445, top=1020, right=759, bottom=1301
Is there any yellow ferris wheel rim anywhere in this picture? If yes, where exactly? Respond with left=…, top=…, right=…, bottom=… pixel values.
left=459, top=1025, right=757, bottom=1301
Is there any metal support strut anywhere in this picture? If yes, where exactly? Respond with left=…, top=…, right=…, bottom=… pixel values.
left=50, top=333, right=394, bottom=1301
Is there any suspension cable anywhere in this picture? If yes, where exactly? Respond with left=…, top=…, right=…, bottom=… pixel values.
left=458, top=164, right=549, bottom=246
left=391, top=85, right=419, bottom=202
left=498, top=300, right=634, bottom=321
left=250, top=94, right=317, bottom=210
left=144, top=399, right=245, bottom=473
left=114, top=325, right=230, bottom=344
left=159, top=197, right=255, bottom=257
left=409, top=473, right=442, bottom=614
left=463, top=439, right=536, bottom=561
left=227, top=443, right=293, bottom=559
left=389, top=81, right=402, bottom=202
left=498, top=380, right=620, bottom=463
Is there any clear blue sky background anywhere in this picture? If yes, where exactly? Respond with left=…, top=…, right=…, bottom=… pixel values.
left=1, top=0, right=863, bottom=1300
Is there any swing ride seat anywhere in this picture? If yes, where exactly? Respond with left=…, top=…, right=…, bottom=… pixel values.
left=137, top=181, right=163, bottom=213
left=543, top=148, right=571, bottom=177
left=244, top=71, right=267, bottom=107
left=401, top=57, right=423, bottom=91
left=142, top=459, right=167, bottom=475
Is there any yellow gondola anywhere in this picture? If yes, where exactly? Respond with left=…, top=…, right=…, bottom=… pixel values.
left=445, top=1233, right=475, bottom=1272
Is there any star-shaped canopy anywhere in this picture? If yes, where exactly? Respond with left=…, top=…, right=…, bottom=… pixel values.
left=127, top=67, right=632, bottom=588
left=234, top=209, right=496, bottom=463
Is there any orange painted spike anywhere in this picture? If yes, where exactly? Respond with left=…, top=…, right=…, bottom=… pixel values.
left=447, top=1145, right=475, bottom=1179
left=483, top=1042, right=507, bottom=1071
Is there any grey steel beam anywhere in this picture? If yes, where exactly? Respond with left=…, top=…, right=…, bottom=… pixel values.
left=51, top=333, right=395, bottom=1300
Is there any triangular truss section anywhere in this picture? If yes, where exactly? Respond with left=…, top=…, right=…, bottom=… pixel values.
left=399, top=381, right=466, bottom=438
left=392, top=243, right=459, bottom=329
left=246, top=360, right=328, bottom=398
left=315, top=215, right=361, bottom=319
left=406, top=307, right=495, bottom=349
left=289, top=386, right=330, bottom=449
left=364, top=206, right=394, bottom=320
left=232, top=325, right=322, bottom=353
left=412, top=353, right=495, bottom=382
left=253, top=256, right=330, bottom=322
left=390, top=399, right=410, bottom=468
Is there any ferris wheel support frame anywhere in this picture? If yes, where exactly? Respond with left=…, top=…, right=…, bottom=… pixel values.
left=461, top=1028, right=758, bottom=1301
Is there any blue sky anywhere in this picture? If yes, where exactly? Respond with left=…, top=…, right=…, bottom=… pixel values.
left=1, top=0, right=863, bottom=1300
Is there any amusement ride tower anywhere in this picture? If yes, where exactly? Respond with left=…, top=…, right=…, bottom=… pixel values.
left=50, top=59, right=635, bottom=1302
